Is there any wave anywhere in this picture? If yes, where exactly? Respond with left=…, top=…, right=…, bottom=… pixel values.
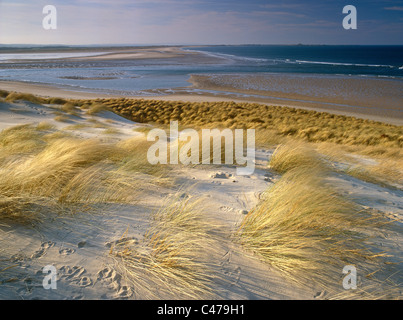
left=185, top=48, right=400, bottom=70
left=293, top=60, right=395, bottom=68
left=182, top=49, right=268, bottom=63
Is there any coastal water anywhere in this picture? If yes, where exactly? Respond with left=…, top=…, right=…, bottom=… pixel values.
left=0, top=45, right=402, bottom=97
left=187, top=45, right=403, bottom=78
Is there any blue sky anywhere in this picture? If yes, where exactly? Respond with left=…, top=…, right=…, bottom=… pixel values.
left=0, top=0, right=402, bottom=45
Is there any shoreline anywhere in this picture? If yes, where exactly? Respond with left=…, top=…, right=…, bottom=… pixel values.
left=1, top=80, right=402, bottom=126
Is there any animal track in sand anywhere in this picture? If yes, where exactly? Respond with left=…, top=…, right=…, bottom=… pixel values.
left=77, top=276, right=93, bottom=287
left=97, top=266, right=133, bottom=299
left=114, top=285, right=133, bottom=299
left=211, top=172, right=233, bottom=179
left=59, top=248, right=76, bottom=255
left=30, top=241, right=55, bottom=259
left=59, top=265, right=94, bottom=288
left=59, top=266, right=85, bottom=281
left=219, top=206, right=234, bottom=212
left=220, top=251, right=242, bottom=286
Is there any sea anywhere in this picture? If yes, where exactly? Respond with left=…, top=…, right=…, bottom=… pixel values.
left=0, top=45, right=402, bottom=96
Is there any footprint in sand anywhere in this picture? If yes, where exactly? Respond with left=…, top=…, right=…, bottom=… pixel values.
left=105, top=237, right=138, bottom=249
left=97, top=266, right=121, bottom=285
left=220, top=251, right=242, bottom=286
left=59, top=265, right=85, bottom=281
left=59, top=248, right=76, bottom=256
left=114, top=285, right=133, bottom=299
left=97, top=266, right=132, bottom=298
left=30, top=241, right=55, bottom=259
left=220, top=206, right=234, bottom=212
left=60, top=265, right=94, bottom=288
left=77, top=276, right=93, bottom=288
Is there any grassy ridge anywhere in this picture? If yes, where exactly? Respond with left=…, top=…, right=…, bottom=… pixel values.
left=89, top=98, right=403, bottom=149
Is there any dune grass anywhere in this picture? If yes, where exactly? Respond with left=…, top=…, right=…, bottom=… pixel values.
left=0, top=124, right=168, bottom=224
left=239, top=143, right=392, bottom=292
left=5, top=92, right=46, bottom=104
left=60, top=102, right=80, bottom=116
left=237, top=165, right=389, bottom=289
left=54, top=114, right=71, bottom=122
left=345, top=163, right=403, bottom=189
left=94, top=98, right=402, bottom=150
left=85, top=103, right=111, bottom=115
left=268, top=142, right=324, bottom=174
left=110, top=195, right=216, bottom=299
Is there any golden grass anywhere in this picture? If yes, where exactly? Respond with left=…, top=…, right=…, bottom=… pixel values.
left=85, top=103, right=111, bottom=115
left=36, top=122, right=55, bottom=131
left=268, top=142, right=324, bottom=174
left=60, top=102, right=80, bottom=116
left=237, top=165, right=389, bottom=289
left=0, top=124, right=167, bottom=223
left=5, top=92, right=46, bottom=104
left=47, top=97, right=68, bottom=105
left=110, top=195, right=216, bottom=299
left=91, top=98, right=402, bottom=149
left=0, top=90, right=9, bottom=98
left=103, top=127, right=121, bottom=135
left=345, top=162, right=403, bottom=188
left=54, top=114, right=71, bottom=122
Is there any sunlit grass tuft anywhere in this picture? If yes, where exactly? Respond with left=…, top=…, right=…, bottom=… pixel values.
left=111, top=195, right=216, bottom=299
left=237, top=164, right=390, bottom=289
left=268, top=142, right=324, bottom=174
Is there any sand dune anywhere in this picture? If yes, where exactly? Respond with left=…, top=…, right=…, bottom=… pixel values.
left=0, top=96, right=402, bottom=300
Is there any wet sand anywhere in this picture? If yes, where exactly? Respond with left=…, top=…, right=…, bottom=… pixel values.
left=188, top=74, right=403, bottom=121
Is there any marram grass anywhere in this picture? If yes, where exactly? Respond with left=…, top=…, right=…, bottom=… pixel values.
left=110, top=195, right=217, bottom=299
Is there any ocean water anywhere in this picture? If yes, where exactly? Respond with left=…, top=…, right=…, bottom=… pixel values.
left=0, top=45, right=402, bottom=96
left=186, top=45, right=403, bottom=78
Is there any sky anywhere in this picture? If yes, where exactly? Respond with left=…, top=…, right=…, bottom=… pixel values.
left=0, top=0, right=402, bottom=45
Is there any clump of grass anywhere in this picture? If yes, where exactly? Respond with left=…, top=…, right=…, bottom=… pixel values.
left=268, top=142, right=324, bottom=174
left=54, top=114, right=71, bottom=122
left=61, top=102, right=80, bottom=116
left=47, top=97, right=67, bottom=105
left=111, top=195, right=216, bottom=299
left=86, top=103, right=111, bottom=115
left=345, top=161, right=403, bottom=188
left=0, top=90, right=9, bottom=98
left=116, top=136, right=170, bottom=177
left=5, top=92, right=46, bottom=104
left=237, top=166, right=389, bottom=289
left=0, top=124, right=45, bottom=159
left=103, top=127, right=121, bottom=135
left=36, top=122, right=55, bottom=131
